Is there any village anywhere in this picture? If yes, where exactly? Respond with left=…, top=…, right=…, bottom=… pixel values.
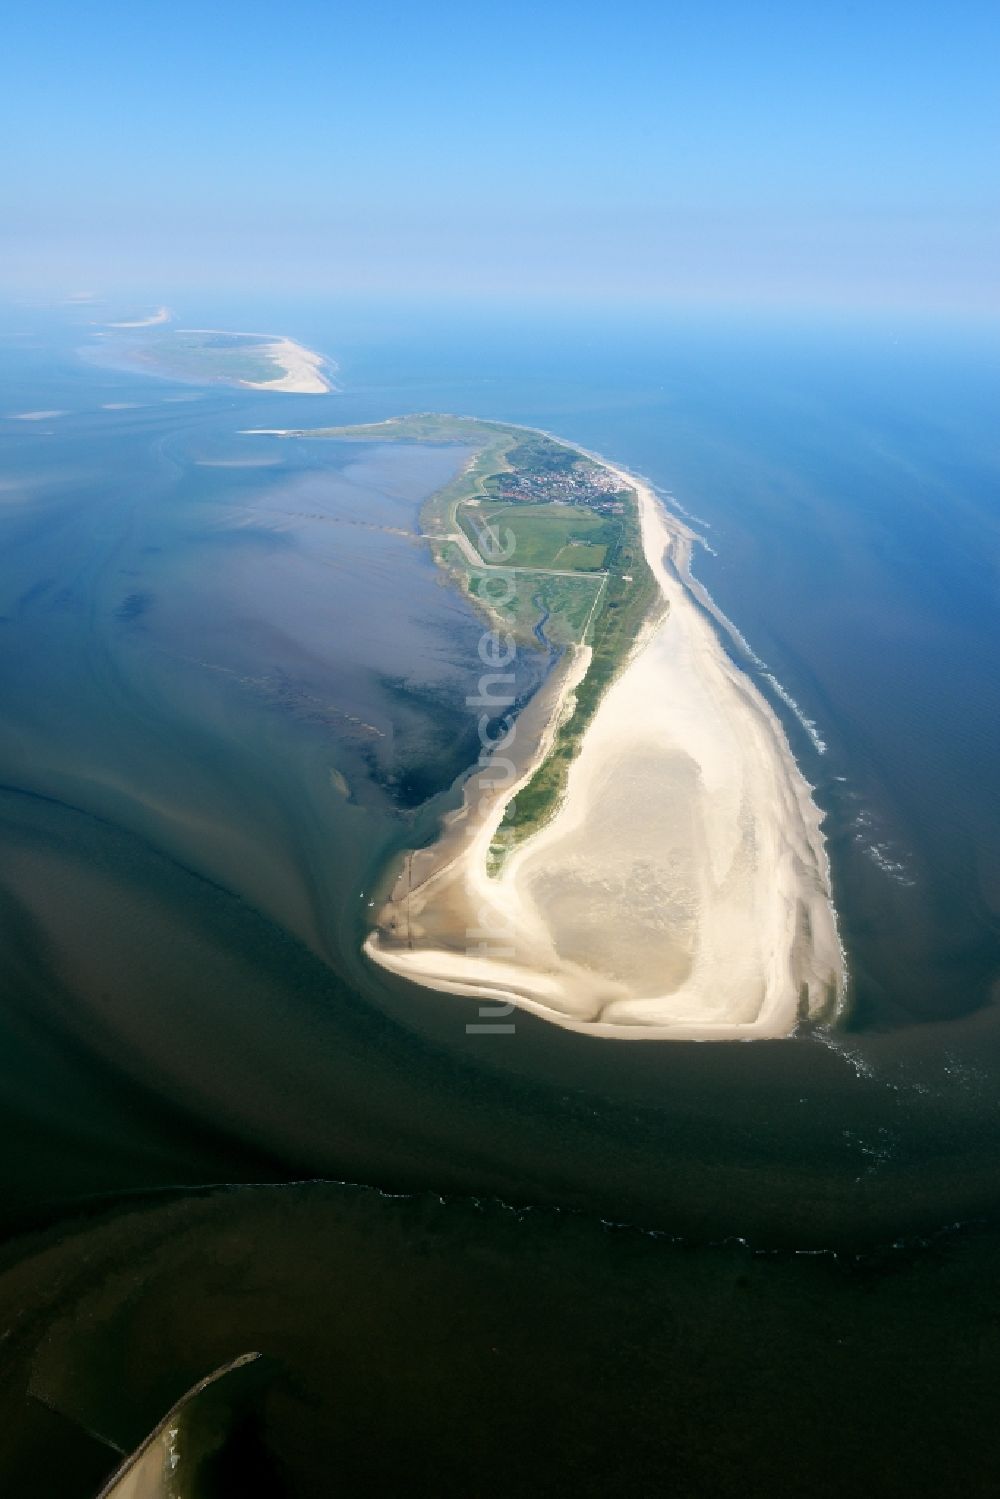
left=490, top=457, right=628, bottom=516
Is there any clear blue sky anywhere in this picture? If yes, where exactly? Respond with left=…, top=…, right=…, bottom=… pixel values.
left=2, top=0, right=997, bottom=314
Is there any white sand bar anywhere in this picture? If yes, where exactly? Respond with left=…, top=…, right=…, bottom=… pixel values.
left=367, top=459, right=845, bottom=1040
left=241, top=336, right=331, bottom=394
left=106, top=305, right=171, bottom=328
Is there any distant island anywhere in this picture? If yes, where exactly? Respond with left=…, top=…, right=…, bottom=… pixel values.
left=248, top=414, right=846, bottom=1040
left=105, top=305, right=172, bottom=329
left=93, top=324, right=334, bottom=394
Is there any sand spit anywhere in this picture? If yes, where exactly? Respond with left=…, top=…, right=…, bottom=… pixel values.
left=242, top=336, right=332, bottom=394
left=366, top=453, right=845, bottom=1041
left=174, top=330, right=334, bottom=394
left=106, top=305, right=171, bottom=328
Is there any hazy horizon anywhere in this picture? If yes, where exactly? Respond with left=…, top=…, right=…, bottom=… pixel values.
left=3, top=0, right=997, bottom=319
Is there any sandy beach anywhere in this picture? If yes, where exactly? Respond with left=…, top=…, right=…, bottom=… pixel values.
left=242, top=336, right=332, bottom=394
left=169, top=329, right=334, bottom=394
left=366, top=453, right=845, bottom=1040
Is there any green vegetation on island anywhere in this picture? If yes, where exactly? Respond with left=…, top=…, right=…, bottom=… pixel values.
left=126, top=330, right=281, bottom=385
left=300, top=415, right=664, bottom=859
left=492, top=477, right=660, bottom=863
left=461, top=502, right=614, bottom=573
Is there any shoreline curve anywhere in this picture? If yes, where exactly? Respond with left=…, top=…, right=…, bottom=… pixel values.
left=365, top=439, right=846, bottom=1041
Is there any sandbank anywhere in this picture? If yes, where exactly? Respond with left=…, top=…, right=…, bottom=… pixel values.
left=106, top=305, right=171, bottom=329
left=239, top=335, right=331, bottom=394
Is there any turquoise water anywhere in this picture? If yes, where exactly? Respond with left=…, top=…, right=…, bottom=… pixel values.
left=1, top=300, right=999, bottom=1492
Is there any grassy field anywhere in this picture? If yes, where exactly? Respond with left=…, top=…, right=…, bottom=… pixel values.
left=461, top=502, right=617, bottom=573
left=302, top=415, right=664, bottom=861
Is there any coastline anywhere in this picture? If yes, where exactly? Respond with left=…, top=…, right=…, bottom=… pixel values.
left=366, top=447, right=845, bottom=1041
left=173, top=329, right=334, bottom=393
left=88, top=325, right=335, bottom=395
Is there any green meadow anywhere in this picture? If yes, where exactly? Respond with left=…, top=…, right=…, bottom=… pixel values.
left=461, top=501, right=616, bottom=573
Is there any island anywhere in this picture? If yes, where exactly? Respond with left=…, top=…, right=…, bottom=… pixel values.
left=250, top=415, right=846, bottom=1040
left=92, top=326, right=334, bottom=394
left=105, top=305, right=172, bottom=329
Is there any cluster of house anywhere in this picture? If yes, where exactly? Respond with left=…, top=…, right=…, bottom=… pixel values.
left=495, top=461, right=627, bottom=512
